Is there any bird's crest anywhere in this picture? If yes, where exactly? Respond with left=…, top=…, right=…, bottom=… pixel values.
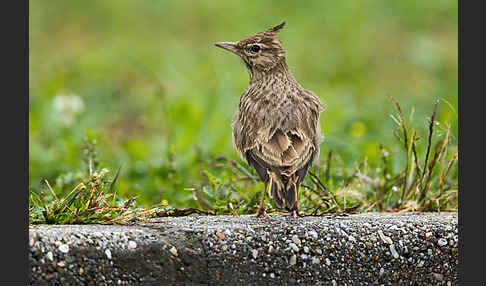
left=266, top=21, right=285, bottom=34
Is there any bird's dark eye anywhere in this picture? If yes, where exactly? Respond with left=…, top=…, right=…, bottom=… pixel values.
left=249, top=44, right=261, bottom=53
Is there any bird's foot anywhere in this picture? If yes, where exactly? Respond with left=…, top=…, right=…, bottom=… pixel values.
left=255, top=208, right=271, bottom=218
left=282, top=210, right=303, bottom=218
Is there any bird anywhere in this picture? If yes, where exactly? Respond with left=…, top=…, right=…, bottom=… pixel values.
left=214, top=22, right=323, bottom=217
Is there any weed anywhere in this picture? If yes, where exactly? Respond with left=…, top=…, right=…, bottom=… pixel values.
left=191, top=97, right=458, bottom=215
left=29, top=98, right=457, bottom=224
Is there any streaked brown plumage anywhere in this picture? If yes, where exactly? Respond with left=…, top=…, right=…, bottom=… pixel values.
left=215, top=22, right=323, bottom=217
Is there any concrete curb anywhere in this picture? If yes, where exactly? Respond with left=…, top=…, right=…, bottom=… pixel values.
left=29, top=212, right=458, bottom=285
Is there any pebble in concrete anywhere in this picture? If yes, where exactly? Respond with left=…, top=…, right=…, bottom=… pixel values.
left=29, top=212, right=458, bottom=285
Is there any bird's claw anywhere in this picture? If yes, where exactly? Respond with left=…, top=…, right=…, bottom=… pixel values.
left=255, top=208, right=271, bottom=218
left=282, top=210, right=303, bottom=218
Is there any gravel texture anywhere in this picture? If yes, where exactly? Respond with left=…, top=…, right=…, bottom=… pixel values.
left=29, top=212, right=458, bottom=285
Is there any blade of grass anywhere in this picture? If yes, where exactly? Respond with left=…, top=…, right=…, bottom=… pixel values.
left=421, top=99, right=439, bottom=182
left=308, top=171, right=341, bottom=210
left=435, top=147, right=458, bottom=198
left=110, top=164, right=123, bottom=206
left=325, top=149, right=333, bottom=182
left=44, top=180, right=58, bottom=200
left=419, top=136, right=448, bottom=207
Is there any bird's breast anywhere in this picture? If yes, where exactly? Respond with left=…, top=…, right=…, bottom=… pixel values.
left=239, top=90, right=308, bottom=127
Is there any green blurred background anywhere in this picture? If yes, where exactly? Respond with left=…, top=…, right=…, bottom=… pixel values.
left=29, top=1, right=457, bottom=207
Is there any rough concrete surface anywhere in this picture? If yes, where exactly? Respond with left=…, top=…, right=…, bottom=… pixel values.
left=29, top=212, right=458, bottom=285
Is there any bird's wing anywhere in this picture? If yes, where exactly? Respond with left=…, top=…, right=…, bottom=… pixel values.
left=233, top=88, right=322, bottom=177
left=252, top=127, right=315, bottom=176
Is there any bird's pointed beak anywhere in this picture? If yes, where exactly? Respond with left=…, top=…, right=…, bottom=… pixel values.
left=214, top=41, right=238, bottom=54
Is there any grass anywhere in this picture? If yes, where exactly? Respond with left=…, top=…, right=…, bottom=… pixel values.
left=190, top=97, right=458, bottom=216
left=29, top=1, right=457, bottom=223
left=29, top=97, right=457, bottom=224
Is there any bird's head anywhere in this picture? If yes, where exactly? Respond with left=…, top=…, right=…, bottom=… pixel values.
left=215, top=22, right=287, bottom=75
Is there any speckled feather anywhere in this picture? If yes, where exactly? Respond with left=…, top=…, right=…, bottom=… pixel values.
left=217, top=22, right=324, bottom=211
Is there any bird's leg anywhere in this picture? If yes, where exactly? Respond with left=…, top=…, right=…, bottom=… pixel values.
left=292, top=206, right=301, bottom=218
left=293, top=182, right=302, bottom=217
left=256, top=180, right=269, bottom=217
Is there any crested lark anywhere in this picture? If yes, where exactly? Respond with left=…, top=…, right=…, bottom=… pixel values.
left=215, top=22, right=323, bottom=217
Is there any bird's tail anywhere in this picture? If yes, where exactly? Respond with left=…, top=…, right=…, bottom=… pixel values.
left=268, top=172, right=298, bottom=211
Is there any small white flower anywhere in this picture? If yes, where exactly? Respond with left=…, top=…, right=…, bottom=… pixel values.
left=52, top=93, right=85, bottom=125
